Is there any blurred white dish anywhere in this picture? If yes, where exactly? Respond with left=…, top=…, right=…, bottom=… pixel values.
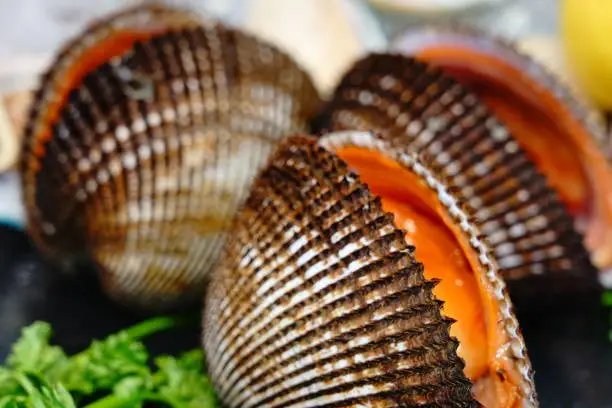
left=366, top=0, right=506, bottom=15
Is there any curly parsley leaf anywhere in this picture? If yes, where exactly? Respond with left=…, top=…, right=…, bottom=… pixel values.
left=0, top=317, right=219, bottom=408
left=6, top=323, right=68, bottom=375
left=14, top=371, right=76, bottom=408
left=59, top=332, right=151, bottom=395
left=0, top=367, right=23, bottom=398
left=154, top=350, right=217, bottom=406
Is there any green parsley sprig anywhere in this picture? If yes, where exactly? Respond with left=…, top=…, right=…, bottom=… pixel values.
left=0, top=317, right=218, bottom=407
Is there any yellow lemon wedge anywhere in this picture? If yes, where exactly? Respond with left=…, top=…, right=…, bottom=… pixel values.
left=561, top=0, right=612, bottom=110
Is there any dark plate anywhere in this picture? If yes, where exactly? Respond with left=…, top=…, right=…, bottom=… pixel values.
left=0, top=224, right=201, bottom=360
left=0, top=224, right=611, bottom=407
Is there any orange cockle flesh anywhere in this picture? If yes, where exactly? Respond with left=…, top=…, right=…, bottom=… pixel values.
left=417, top=45, right=612, bottom=271
left=337, top=147, right=521, bottom=407
left=417, top=46, right=591, bottom=218
left=32, top=30, right=162, bottom=160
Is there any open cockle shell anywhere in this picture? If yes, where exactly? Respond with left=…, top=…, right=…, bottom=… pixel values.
left=391, top=25, right=607, bottom=148
left=21, top=3, right=203, bottom=187
left=391, top=25, right=612, bottom=146
left=203, top=133, right=537, bottom=407
left=21, top=3, right=204, bottom=256
left=312, top=53, right=597, bottom=298
left=389, top=26, right=612, bottom=285
left=20, top=12, right=321, bottom=309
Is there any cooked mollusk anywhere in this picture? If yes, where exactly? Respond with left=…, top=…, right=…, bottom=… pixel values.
left=391, top=26, right=612, bottom=284
left=203, top=132, right=537, bottom=407
left=22, top=3, right=204, bottom=261
left=20, top=7, right=321, bottom=309
left=312, top=53, right=597, bottom=297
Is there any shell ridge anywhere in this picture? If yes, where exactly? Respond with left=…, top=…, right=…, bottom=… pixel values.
left=211, top=165, right=390, bottom=394
left=218, top=196, right=384, bottom=326
left=318, top=130, right=537, bottom=406
left=210, top=160, right=396, bottom=344
left=312, top=52, right=596, bottom=289
left=237, top=310, right=456, bottom=406
left=256, top=357, right=468, bottom=408
left=391, top=24, right=609, bottom=157
left=227, top=275, right=441, bottom=398
left=21, top=3, right=204, bottom=243
left=23, top=14, right=321, bottom=308
left=204, top=136, right=476, bottom=407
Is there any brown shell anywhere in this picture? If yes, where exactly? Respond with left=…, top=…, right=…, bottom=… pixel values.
left=21, top=3, right=203, bottom=254
left=389, top=26, right=612, bottom=278
left=311, top=53, right=597, bottom=300
left=20, top=17, right=321, bottom=310
left=390, top=25, right=609, bottom=157
left=203, top=134, right=483, bottom=407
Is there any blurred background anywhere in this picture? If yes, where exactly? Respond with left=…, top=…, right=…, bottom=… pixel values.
left=0, top=0, right=558, bottom=92
left=0, top=0, right=571, bottom=229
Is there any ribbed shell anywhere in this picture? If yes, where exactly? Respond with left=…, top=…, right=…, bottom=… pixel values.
left=21, top=4, right=203, bottom=261
left=311, top=53, right=597, bottom=298
left=203, top=135, right=481, bottom=408
left=388, top=26, right=612, bottom=281
left=21, top=3, right=203, bottom=181
left=319, top=130, right=537, bottom=405
left=20, top=16, right=321, bottom=309
left=390, top=25, right=609, bottom=158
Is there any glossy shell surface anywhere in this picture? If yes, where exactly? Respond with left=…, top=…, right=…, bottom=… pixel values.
left=20, top=13, right=321, bottom=309
left=389, top=26, right=612, bottom=281
left=21, top=4, right=202, bottom=253
left=203, top=133, right=537, bottom=407
left=312, top=53, right=596, bottom=297
left=390, top=26, right=608, bottom=155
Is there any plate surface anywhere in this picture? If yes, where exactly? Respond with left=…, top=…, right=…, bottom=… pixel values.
left=0, top=224, right=610, bottom=407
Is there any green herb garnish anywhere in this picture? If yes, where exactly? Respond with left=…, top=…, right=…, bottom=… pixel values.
left=0, top=317, right=218, bottom=407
